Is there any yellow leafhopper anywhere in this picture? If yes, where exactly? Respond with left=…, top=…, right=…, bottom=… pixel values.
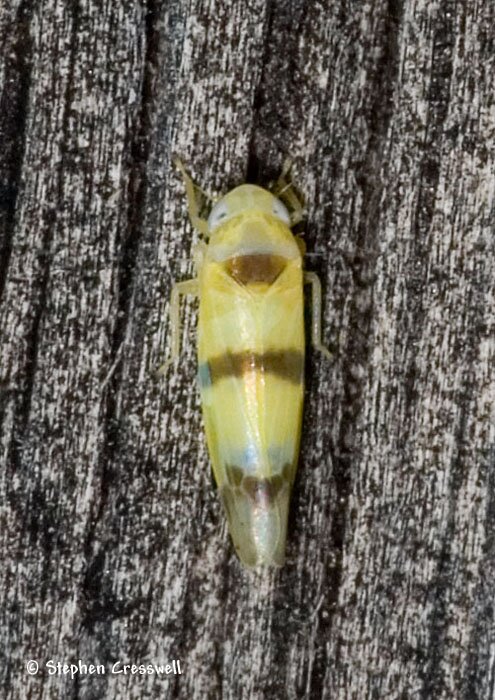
left=164, top=160, right=330, bottom=568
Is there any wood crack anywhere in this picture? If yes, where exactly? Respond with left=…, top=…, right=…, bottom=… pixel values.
left=0, top=0, right=34, bottom=303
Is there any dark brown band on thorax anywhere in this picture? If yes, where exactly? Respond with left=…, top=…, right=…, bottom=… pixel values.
left=205, top=350, right=304, bottom=385
left=225, top=254, right=287, bottom=285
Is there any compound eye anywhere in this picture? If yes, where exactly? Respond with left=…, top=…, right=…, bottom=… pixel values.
left=272, top=198, right=291, bottom=225
left=208, top=200, right=229, bottom=230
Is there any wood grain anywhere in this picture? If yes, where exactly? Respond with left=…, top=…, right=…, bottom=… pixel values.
left=1, top=1, right=494, bottom=698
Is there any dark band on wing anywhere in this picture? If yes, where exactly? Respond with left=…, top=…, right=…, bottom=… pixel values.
left=203, top=350, right=304, bottom=386
left=225, top=254, right=287, bottom=285
left=221, top=463, right=293, bottom=515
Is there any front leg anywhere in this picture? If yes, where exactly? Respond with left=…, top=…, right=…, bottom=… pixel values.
left=271, top=158, right=306, bottom=226
left=304, top=271, right=332, bottom=360
left=158, top=278, right=199, bottom=374
left=174, top=159, right=211, bottom=236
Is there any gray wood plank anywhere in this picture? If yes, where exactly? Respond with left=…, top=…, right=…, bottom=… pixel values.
left=0, top=1, right=494, bottom=699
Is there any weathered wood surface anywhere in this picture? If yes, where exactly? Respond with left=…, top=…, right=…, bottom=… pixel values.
left=1, top=1, right=494, bottom=698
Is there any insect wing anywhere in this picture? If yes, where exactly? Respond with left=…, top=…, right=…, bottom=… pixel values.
left=197, top=258, right=304, bottom=567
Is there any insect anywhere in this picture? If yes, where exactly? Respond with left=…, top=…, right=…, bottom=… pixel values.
left=165, top=159, right=330, bottom=568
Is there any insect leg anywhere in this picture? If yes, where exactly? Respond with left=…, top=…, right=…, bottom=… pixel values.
left=271, top=159, right=306, bottom=226
left=174, top=159, right=210, bottom=236
left=158, top=278, right=199, bottom=374
left=304, top=271, right=332, bottom=359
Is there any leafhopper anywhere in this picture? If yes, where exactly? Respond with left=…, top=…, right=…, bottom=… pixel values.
left=165, top=160, right=330, bottom=568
